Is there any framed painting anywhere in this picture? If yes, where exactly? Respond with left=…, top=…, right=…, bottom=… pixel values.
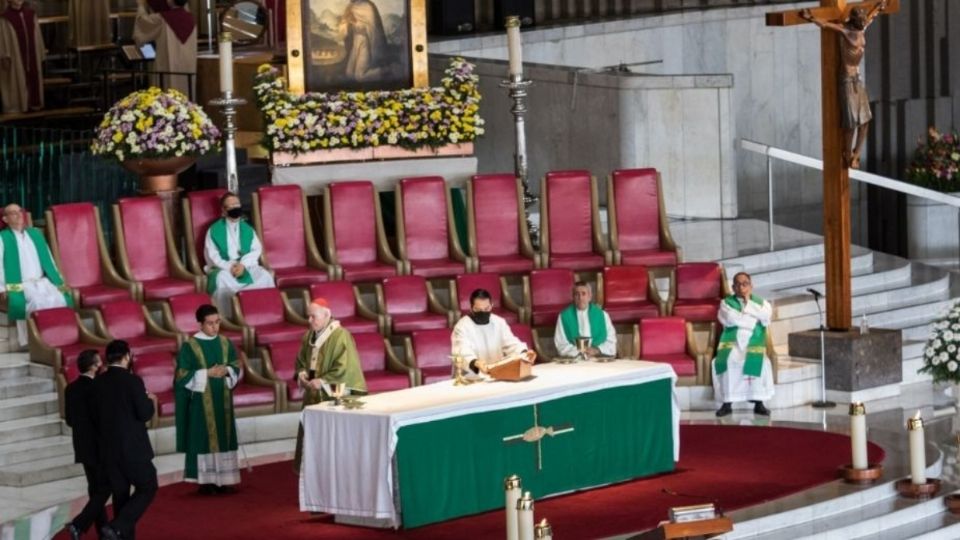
left=285, top=0, right=428, bottom=94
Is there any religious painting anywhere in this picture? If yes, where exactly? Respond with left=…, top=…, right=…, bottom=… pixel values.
left=285, top=0, right=427, bottom=94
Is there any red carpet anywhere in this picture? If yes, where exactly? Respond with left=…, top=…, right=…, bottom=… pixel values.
left=63, top=425, right=884, bottom=540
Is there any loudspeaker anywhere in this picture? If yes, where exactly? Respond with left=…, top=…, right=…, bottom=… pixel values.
left=429, top=0, right=476, bottom=35
left=494, top=0, right=535, bottom=29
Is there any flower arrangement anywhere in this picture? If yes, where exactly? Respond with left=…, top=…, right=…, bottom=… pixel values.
left=91, top=87, right=221, bottom=163
left=253, top=57, right=484, bottom=154
left=918, top=302, right=960, bottom=383
left=905, top=127, right=960, bottom=192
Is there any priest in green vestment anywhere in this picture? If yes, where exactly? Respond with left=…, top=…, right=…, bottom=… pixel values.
left=553, top=281, right=617, bottom=359
left=293, top=297, right=367, bottom=472
left=175, top=304, right=241, bottom=493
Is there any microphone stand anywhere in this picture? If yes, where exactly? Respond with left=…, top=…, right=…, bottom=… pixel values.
left=811, top=293, right=836, bottom=408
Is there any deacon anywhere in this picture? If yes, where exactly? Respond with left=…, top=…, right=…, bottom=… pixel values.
left=174, top=304, right=241, bottom=494
left=0, top=0, right=44, bottom=114
left=712, top=272, right=775, bottom=417
left=293, top=298, right=367, bottom=471
left=452, top=289, right=533, bottom=374
left=553, top=281, right=617, bottom=359
left=0, top=203, right=73, bottom=347
left=134, top=0, right=197, bottom=97
left=204, top=192, right=275, bottom=316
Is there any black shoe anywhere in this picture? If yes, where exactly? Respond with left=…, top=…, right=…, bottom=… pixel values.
left=65, top=523, right=81, bottom=540
left=715, top=403, right=732, bottom=417
left=100, top=525, right=121, bottom=540
left=753, top=401, right=771, bottom=416
left=198, top=484, right=217, bottom=495
left=215, top=485, right=237, bottom=494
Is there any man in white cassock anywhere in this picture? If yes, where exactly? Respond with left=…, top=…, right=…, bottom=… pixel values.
left=203, top=192, right=274, bottom=316
left=553, top=281, right=617, bottom=359
left=712, top=271, right=774, bottom=417
left=451, top=288, right=534, bottom=375
left=0, top=204, right=72, bottom=347
left=134, top=0, right=197, bottom=97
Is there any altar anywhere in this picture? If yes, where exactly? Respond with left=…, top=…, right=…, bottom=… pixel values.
left=299, top=360, right=680, bottom=529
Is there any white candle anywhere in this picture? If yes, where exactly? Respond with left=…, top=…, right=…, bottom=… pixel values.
left=908, top=411, right=926, bottom=485
left=850, top=402, right=868, bottom=470
left=505, top=475, right=522, bottom=540
left=219, top=33, right=234, bottom=94
left=534, top=518, right=553, bottom=540
left=505, top=16, right=523, bottom=78
left=517, top=491, right=534, bottom=540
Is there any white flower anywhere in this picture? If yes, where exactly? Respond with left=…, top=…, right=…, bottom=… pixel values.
left=934, top=339, right=943, bottom=349
left=950, top=344, right=957, bottom=353
left=945, top=331, right=955, bottom=342
left=949, top=360, right=958, bottom=372
left=933, top=356, right=942, bottom=365
left=940, top=352, right=949, bottom=362
left=927, top=347, right=936, bottom=358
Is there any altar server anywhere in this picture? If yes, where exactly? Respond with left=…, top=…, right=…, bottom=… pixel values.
left=452, top=288, right=533, bottom=374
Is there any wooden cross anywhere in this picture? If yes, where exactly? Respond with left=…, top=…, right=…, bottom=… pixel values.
left=767, top=0, right=899, bottom=331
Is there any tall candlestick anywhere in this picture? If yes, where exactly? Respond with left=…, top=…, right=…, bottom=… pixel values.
left=908, top=411, right=926, bottom=485
left=505, top=16, right=523, bottom=78
left=534, top=518, right=553, bottom=540
left=517, top=491, right=534, bottom=540
left=850, top=402, right=868, bottom=469
left=505, top=475, right=522, bottom=540
left=219, top=33, right=234, bottom=95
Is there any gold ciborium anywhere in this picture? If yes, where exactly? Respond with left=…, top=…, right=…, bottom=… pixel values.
left=575, top=336, right=591, bottom=362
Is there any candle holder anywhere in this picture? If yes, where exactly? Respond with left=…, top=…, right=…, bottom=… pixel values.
left=895, top=478, right=941, bottom=499
left=209, top=47, right=246, bottom=197
left=452, top=355, right=470, bottom=386
left=838, top=463, right=883, bottom=484
left=499, top=69, right=538, bottom=249
left=944, top=494, right=960, bottom=514
left=534, top=518, right=553, bottom=539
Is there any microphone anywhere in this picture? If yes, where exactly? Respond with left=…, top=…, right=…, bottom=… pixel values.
left=807, top=288, right=823, bottom=298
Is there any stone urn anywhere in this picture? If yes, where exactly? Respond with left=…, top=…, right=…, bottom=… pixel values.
left=121, top=155, right=196, bottom=194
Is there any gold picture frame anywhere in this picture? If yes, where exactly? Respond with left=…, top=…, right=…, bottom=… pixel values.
left=285, top=0, right=428, bottom=94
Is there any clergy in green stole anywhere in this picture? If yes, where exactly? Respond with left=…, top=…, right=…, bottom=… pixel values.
left=293, top=298, right=367, bottom=472
left=553, top=282, right=617, bottom=358
left=174, top=305, right=241, bottom=489
left=0, top=225, right=73, bottom=321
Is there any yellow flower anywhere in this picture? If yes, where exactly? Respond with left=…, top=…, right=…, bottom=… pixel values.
left=112, top=131, right=123, bottom=143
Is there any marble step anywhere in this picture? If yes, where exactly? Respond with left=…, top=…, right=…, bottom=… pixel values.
left=721, top=243, right=827, bottom=275
left=0, top=454, right=83, bottom=487
left=0, top=414, right=62, bottom=446
left=0, top=393, right=59, bottom=423
left=905, top=514, right=960, bottom=539
left=681, top=357, right=820, bottom=411
left=811, top=489, right=956, bottom=540
left=0, top=362, right=53, bottom=382
left=0, top=377, right=55, bottom=400
left=773, top=257, right=912, bottom=297
left=749, top=250, right=874, bottom=291
left=0, top=435, right=73, bottom=466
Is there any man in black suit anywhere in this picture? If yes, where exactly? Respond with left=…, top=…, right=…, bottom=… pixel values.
left=64, top=349, right=109, bottom=540
left=96, top=340, right=158, bottom=540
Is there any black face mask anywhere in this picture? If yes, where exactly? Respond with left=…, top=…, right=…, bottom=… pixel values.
left=469, top=311, right=491, bottom=325
left=226, top=207, right=243, bottom=219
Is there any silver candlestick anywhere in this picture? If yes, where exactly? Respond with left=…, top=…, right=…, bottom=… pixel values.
left=500, top=74, right=539, bottom=248
left=209, top=92, right=247, bottom=194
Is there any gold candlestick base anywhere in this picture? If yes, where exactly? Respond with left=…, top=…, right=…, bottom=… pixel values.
left=895, top=478, right=941, bottom=499
left=838, top=464, right=883, bottom=484
left=944, top=494, right=960, bottom=514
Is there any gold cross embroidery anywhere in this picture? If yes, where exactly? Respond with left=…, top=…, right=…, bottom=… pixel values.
left=502, top=404, right=575, bottom=471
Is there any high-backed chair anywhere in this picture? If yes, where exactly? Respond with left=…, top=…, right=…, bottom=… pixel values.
left=608, top=169, right=680, bottom=268
left=377, top=275, right=454, bottom=336
left=252, top=185, right=333, bottom=288
left=234, top=287, right=308, bottom=348
left=636, top=317, right=702, bottom=386
left=304, top=282, right=383, bottom=335
left=598, top=266, right=664, bottom=324
left=355, top=332, right=417, bottom=392
left=466, top=174, right=537, bottom=274
left=450, top=273, right=524, bottom=324
left=260, top=339, right=304, bottom=411
left=705, top=323, right=779, bottom=385
left=160, top=292, right=252, bottom=355
left=182, top=188, right=227, bottom=276
left=396, top=176, right=473, bottom=278
left=525, top=268, right=575, bottom=327
left=405, top=328, right=453, bottom=385
left=323, top=181, right=402, bottom=282
left=93, top=300, right=181, bottom=355
left=539, top=170, right=611, bottom=271
left=113, top=196, right=201, bottom=304
left=132, top=352, right=177, bottom=428
left=46, top=203, right=138, bottom=307
left=508, top=323, right=546, bottom=363
left=669, top=263, right=730, bottom=323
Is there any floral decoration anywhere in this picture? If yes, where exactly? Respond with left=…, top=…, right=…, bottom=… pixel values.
left=918, top=302, right=960, bottom=383
left=91, top=87, right=221, bottom=163
left=905, top=127, right=960, bottom=192
left=253, top=57, right=484, bottom=154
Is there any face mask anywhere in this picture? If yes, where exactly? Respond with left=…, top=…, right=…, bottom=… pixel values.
left=226, top=207, right=243, bottom=219
left=469, top=311, right=491, bottom=325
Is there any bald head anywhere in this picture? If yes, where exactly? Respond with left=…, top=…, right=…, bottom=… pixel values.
left=307, top=302, right=331, bottom=332
left=2, top=204, right=25, bottom=231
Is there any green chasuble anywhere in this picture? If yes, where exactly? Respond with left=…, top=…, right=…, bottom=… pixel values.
left=715, top=294, right=766, bottom=378
left=206, top=218, right=255, bottom=294
left=0, top=227, right=73, bottom=320
left=174, top=335, right=240, bottom=482
left=559, top=303, right=607, bottom=347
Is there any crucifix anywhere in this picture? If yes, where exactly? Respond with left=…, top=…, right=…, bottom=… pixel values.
left=766, top=0, right=898, bottom=330
left=502, top=404, right=574, bottom=471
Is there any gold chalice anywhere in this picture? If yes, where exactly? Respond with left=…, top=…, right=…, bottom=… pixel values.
left=330, top=382, right=345, bottom=406
left=575, top=336, right=591, bottom=362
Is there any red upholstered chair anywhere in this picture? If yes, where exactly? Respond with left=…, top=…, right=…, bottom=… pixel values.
left=233, top=287, right=308, bottom=348
left=113, top=197, right=201, bottom=304
left=450, top=273, right=524, bottom=324
left=261, top=340, right=305, bottom=411
left=669, top=263, right=730, bottom=323
left=160, top=292, right=252, bottom=355
left=607, top=169, right=680, bottom=269
left=93, top=300, right=181, bottom=355
left=598, top=266, right=664, bottom=324
left=539, top=170, right=611, bottom=271
left=377, top=275, right=454, bottom=336
left=46, top=203, right=138, bottom=307
left=323, top=181, right=402, bottom=283
left=508, top=323, right=545, bottom=363
left=636, top=317, right=702, bottom=386
left=355, top=332, right=417, bottom=392
left=396, top=176, right=473, bottom=278
left=252, top=185, right=333, bottom=288
left=524, top=268, right=575, bottom=327
left=134, top=352, right=176, bottom=428
left=405, top=328, right=453, bottom=385
left=182, top=189, right=226, bottom=277
left=304, top=282, right=384, bottom=335
left=466, top=174, right=537, bottom=274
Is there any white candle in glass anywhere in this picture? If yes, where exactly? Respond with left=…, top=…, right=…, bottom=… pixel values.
left=219, top=33, right=234, bottom=94
left=850, top=402, right=868, bottom=469
left=908, top=411, right=926, bottom=484
left=517, top=491, right=534, bottom=540
left=505, top=476, right=521, bottom=540
left=505, top=16, right=523, bottom=78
